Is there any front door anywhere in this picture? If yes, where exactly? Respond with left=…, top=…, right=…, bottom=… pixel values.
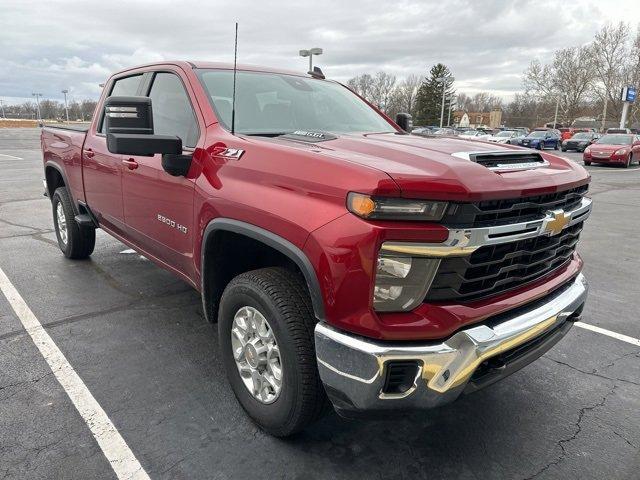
left=121, top=70, right=201, bottom=277
left=83, top=73, right=145, bottom=235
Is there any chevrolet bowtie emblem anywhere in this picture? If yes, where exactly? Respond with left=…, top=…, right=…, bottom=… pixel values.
left=542, top=209, right=570, bottom=236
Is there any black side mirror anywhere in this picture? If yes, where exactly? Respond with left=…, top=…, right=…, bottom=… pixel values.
left=395, top=113, right=413, bottom=133
left=105, top=96, right=190, bottom=176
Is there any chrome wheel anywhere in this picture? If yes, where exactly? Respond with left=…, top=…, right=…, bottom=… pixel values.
left=56, top=202, right=68, bottom=245
left=231, top=306, right=282, bottom=404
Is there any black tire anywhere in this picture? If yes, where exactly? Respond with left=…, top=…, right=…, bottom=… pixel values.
left=52, top=187, right=95, bottom=259
left=561, top=147, right=567, bottom=152
left=584, top=160, right=592, bottom=166
left=537, top=143, right=544, bottom=150
left=554, top=142, right=559, bottom=150
left=218, top=267, right=328, bottom=436
left=623, top=155, right=630, bottom=168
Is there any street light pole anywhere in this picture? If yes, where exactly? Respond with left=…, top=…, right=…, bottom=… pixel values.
left=0, top=99, right=5, bottom=119
left=436, top=77, right=447, bottom=128
left=62, top=90, right=69, bottom=123
left=299, top=47, right=323, bottom=72
left=32, top=93, right=43, bottom=121
left=553, top=95, right=560, bottom=128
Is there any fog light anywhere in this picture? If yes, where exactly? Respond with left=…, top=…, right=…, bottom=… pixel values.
left=373, top=253, right=440, bottom=312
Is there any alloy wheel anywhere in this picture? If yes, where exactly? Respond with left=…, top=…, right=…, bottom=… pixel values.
left=230, top=306, right=283, bottom=404
left=56, top=202, right=68, bottom=245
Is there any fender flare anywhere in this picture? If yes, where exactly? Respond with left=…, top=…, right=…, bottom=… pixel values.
left=200, top=218, right=325, bottom=321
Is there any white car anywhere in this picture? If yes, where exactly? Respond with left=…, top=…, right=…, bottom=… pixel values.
left=459, top=129, right=491, bottom=140
left=486, top=130, right=520, bottom=144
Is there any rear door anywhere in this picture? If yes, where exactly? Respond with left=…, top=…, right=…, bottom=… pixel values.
left=83, top=73, right=144, bottom=234
left=121, top=69, right=201, bottom=276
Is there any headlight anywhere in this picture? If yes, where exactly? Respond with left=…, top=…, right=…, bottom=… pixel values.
left=347, top=193, right=448, bottom=221
left=614, top=149, right=628, bottom=156
left=373, top=253, right=440, bottom=311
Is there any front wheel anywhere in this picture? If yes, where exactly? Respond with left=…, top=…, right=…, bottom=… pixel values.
left=584, top=160, right=592, bottom=166
left=537, top=143, right=544, bottom=150
left=561, top=147, right=567, bottom=152
left=218, top=267, right=328, bottom=436
left=52, top=187, right=95, bottom=259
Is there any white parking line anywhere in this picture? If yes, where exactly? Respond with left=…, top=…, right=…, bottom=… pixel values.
left=575, top=321, right=640, bottom=347
left=0, top=267, right=150, bottom=480
left=0, top=153, right=23, bottom=160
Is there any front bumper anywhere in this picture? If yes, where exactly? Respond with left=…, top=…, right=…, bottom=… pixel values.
left=315, top=273, right=587, bottom=415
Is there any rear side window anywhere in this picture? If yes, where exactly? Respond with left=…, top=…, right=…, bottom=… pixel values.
left=99, top=74, right=143, bottom=133
left=148, top=73, right=199, bottom=148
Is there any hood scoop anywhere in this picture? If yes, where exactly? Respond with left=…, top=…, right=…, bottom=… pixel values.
left=451, top=151, right=550, bottom=172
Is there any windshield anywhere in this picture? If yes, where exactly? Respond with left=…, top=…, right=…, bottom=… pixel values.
left=528, top=131, right=547, bottom=138
left=462, top=130, right=478, bottom=135
left=496, top=131, right=515, bottom=137
left=596, top=134, right=633, bottom=145
left=197, top=69, right=395, bottom=135
left=572, top=132, right=591, bottom=140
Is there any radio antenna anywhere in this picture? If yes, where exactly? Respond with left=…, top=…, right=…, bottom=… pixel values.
left=231, top=22, right=238, bottom=135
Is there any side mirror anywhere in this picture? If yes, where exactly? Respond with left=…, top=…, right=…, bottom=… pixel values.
left=395, top=113, right=413, bottom=133
left=105, top=96, right=190, bottom=176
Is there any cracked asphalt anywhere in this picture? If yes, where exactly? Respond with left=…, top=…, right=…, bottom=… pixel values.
left=0, top=128, right=639, bottom=480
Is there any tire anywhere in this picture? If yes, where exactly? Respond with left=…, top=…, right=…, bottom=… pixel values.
left=537, top=143, right=544, bottom=150
left=554, top=142, right=559, bottom=150
left=561, top=147, right=567, bottom=152
left=218, top=267, right=328, bottom=436
left=584, top=160, right=592, bottom=166
left=52, top=187, right=95, bottom=259
left=623, top=154, right=630, bottom=168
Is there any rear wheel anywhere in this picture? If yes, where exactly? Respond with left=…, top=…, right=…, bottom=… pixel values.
left=52, top=187, right=95, bottom=259
left=218, top=267, right=328, bottom=436
left=584, top=160, right=592, bottom=166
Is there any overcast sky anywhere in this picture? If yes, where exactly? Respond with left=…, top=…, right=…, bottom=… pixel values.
left=1, top=0, right=639, bottom=105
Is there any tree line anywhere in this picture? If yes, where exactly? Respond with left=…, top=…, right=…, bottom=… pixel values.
left=1, top=99, right=98, bottom=122
left=348, top=22, right=640, bottom=129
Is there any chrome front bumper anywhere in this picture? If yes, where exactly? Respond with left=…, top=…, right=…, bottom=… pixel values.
left=315, top=273, right=588, bottom=415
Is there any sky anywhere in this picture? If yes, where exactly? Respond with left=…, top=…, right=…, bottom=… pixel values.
left=1, top=0, right=639, bottom=106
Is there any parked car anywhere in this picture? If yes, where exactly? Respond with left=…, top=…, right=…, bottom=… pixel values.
left=521, top=130, right=561, bottom=150
left=606, top=128, right=631, bottom=134
left=486, top=130, right=521, bottom=144
left=411, top=127, right=433, bottom=136
left=40, top=60, right=591, bottom=436
left=583, top=134, right=640, bottom=167
left=559, top=128, right=590, bottom=142
left=458, top=129, right=490, bottom=140
left=561, top=132, right=599, bottom=152
left=432, top=127, right=456, bottom=135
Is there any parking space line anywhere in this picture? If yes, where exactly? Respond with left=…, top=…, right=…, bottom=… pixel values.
left=575, top=321, right=640, bottom=347
left=0, top=267, right=150, bottom=480
left=0, top=153, right=23, bottom=160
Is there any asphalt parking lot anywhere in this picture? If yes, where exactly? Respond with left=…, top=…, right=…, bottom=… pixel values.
left=0, top=128, right=639, bottom=480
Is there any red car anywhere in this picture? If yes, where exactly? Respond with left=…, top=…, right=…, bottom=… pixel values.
left=41, top=61, right=591, bottom=435
left=583, top=134, right=640, bottom=167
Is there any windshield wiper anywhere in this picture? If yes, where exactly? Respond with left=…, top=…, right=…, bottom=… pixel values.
left=242, top=132, right=290, bottom=138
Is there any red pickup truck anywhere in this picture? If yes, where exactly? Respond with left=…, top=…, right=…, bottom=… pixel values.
left=41, top=61, right=591, bottom=436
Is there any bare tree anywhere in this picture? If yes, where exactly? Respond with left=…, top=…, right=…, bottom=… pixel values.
left=455, top=92, right=503, bottom=112
left=523, top=46, right=593, bottom=125
left=370, top=72, right=397, bottom=111
left=389, top=74, right=421, bottom=117
left=591, top=22, right=629, bottom=129
left=347, top=74, right=375, bottom=103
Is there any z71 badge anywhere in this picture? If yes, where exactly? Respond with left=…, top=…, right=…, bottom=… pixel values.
left=157, top=214, right=187, bottom=234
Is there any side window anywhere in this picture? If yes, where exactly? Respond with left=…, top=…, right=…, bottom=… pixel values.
left=148, top=73, right=199, bottom=148
left=99, top=74, right=143, bottom=133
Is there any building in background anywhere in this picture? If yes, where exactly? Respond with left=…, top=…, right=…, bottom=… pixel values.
left=453, top=108, right=502, bottom=128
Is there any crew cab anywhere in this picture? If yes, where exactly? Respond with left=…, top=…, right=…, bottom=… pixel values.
left=41, top=61, right=591, bottom=436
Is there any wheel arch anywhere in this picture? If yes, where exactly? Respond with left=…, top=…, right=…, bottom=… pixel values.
left=200, top=218, right=325, bottom=324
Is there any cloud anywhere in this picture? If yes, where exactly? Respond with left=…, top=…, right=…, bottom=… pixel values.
left=1, top=0, right=639, bottom=104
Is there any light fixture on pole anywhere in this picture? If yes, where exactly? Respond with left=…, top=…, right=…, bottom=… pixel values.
left=32, top=93, right=43, bottom=121
left=299, top=47, right=323, bottom=73
left=435, top=77, right=451, bottom=128
left=62, top=89, right=70, bottom=123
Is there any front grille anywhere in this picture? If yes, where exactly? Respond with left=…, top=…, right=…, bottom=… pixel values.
left=425, top=222, right=583, bottom=302
left=441, top=184, right=588, bottom=228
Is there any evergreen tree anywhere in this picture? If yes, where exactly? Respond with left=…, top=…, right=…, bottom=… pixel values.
left=414, top=64, right=455, bottom=126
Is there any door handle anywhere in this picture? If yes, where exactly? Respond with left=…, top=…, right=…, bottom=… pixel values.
left=122, top=158, right=139, bottom=170
left=84, top=148, right=95, bottom=158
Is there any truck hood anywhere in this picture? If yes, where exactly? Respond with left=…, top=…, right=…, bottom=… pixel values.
left=265, top=133, right=590, bottom=201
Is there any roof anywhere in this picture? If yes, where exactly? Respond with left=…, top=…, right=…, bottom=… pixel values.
left=116, top=60, right=309, bottom=78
